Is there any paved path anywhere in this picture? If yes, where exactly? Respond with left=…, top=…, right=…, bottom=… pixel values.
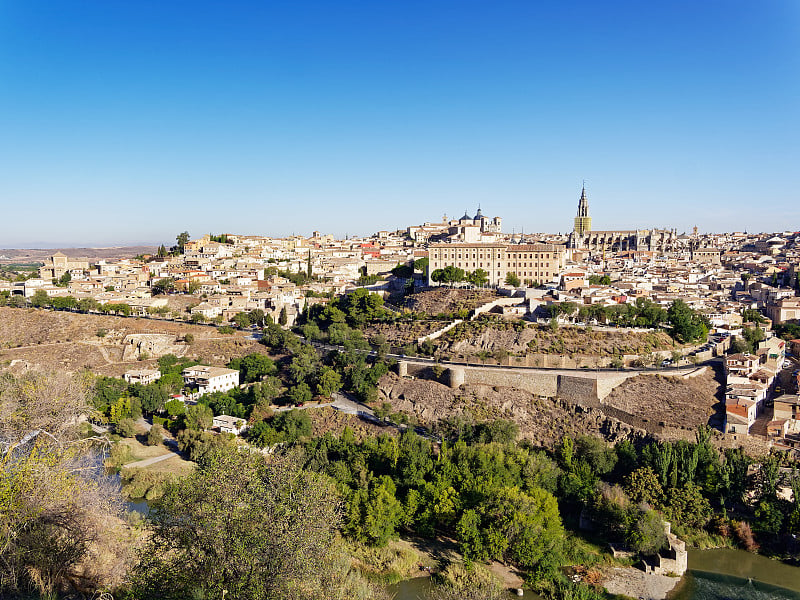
left=121, top=449, right=180, bottom=469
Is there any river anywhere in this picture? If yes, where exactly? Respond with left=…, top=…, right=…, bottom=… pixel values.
left=388, top=548, right=800, bottom=600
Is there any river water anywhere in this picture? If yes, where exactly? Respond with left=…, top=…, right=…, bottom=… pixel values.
left=388, top=548, right=800, bottom=600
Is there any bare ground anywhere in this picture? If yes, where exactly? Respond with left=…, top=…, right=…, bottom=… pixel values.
left=601, top=366, right=725, bottom=430
left=440, top=321, right=680, bottom=358
left=378, top=372, right=645, bottom=447
left=0, top=307, right=271, bottom=375
left=402, top=289, right=500, bottom=315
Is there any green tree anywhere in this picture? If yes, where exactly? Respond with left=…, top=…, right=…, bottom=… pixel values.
left=175, top=231, right=190, bottom=254
left=152, top=278, right=175, bottom=295
left=228, top=353, right=277, bottom=383
left=272, top=409, right=312, bottom=441
left=287, top=382, right=313, bottom=405
left=133, top=449, right=353, bottom=600
left=164, top=398, right=186, bottom=417
left=504, top=272, right=521, bottom=287
left=624, top=466, right=664, bottom=507
left=667, top=299, right=709, bottom=343
left=185, top=403, right=213, bottom=430
left=30, top=289, right=50, bottom=308
left=467, top=268, right=488, bottom=287
left=316, top=366, right=342, bottom=397
left=147, top=423, right=165, bottom=446
left=626, top=508, right=667, bottom=555
left=279, top=306, right=288, bottom=326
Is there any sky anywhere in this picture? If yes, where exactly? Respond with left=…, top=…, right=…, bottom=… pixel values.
left=0, top=1, right=798, bottom=247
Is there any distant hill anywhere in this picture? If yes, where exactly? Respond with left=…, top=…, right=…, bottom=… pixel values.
left=0, top=246, right=158, bottom=263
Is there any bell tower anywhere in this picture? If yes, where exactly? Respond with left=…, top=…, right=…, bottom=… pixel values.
left=573, top=184, right=592, bottom=236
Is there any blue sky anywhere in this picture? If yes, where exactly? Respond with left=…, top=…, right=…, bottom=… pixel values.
left=0, top=1, right=798, bottom=247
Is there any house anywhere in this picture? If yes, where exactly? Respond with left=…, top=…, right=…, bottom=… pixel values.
left=725, top=353, right=760, bottom=377
left=182, top=366, right=240, bottom=396
left=123, top=368, right=161, bottom=386
left=212, top=414, right=247, bottom=435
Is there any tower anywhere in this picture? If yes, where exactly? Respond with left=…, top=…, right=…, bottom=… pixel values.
left=573, top=185, right=592, bottom=236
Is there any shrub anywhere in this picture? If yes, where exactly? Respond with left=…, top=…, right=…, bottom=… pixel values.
left=116, top=417, right=137, bottom=438
left=147, top=423, right=165, bottom=446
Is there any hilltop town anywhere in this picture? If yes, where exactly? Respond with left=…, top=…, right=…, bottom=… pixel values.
left=3, top=189, right=800, bottom=600
left=2, top=188, right=799, bottom=449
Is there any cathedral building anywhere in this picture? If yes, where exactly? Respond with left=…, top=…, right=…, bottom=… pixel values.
left=567, top=186, right=677, bottom=253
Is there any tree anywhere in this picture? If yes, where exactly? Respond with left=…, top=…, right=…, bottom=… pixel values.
left=157, top=244, right=168, bottom=258
left=391, top=263, right=414, bottom=278
left=413, top=257, right=429, bottom=274
left=147, top=423, right=165, bottom=446
left=667, top=299, right=709, bottom=343
left=467, top=269, right=488, bottom=287
left=175, top=231, right=190, bottom=254
left=229, top=353, right=277, bottom=383
left=132, top=449, right=354, bottom=600
left=184, top=403, right=213, bottom=430
left=164, top=398, right=186, bottom=417
left=627, top=508, right=668, bottom=555
left=279, top=306, right=288, bottom=326
left=316, top=366, right=342, bottom=397
left=30, top=289, right=50, bottom=308
left=287, top=382, right=313, bottom=405
left=505, top=272, right=521, bottom=287
left=624, top=466, right=664, bottom=507
left=116, top=417, right=137, bottom=438
left=151, top=278, right=175, bottom=295
left=0, top=370, right=129, bottom=596
left=272, top=409, right=312, bottom=441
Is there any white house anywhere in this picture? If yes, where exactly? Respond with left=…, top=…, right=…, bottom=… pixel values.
left=123, top=368, right=161, bottom=386
left=182, top=366, right=240, bottom=396
left=213, top=414, right=247, bottom=435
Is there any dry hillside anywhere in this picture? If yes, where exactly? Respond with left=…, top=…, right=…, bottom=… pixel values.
left=440, top=321, right=678, bottom=357
left=0, top=307, right=268, bottom=376
left=600, top=367, right=725, bottom=430
left=402, top=288, right=499, bottom=315
left=378, top=372, right=644, bottom=448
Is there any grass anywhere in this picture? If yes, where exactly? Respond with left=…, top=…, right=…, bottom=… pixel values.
left=347, top=538, right=424, bottom=584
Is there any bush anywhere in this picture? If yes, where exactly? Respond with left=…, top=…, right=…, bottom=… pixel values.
left=147, top=423, right=165, bottom=446
left=116, top=417, right=137, bottom=438
left=184, top=333, right=195, bottom=344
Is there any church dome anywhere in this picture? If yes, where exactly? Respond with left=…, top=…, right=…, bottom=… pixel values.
left=473, top=207, right=483, bottom=220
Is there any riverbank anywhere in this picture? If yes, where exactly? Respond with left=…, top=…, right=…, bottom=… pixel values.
left=602, top=567, right=681, bottom=600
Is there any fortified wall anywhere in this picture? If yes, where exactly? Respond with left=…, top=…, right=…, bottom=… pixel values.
left=397, top=360, right=633, bottom=406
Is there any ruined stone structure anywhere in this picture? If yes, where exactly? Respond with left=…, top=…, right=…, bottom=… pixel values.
left=121, top=333, right=181, bottom=361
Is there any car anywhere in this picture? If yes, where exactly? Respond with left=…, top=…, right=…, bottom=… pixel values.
left=661, top=360, right=672, bottom=367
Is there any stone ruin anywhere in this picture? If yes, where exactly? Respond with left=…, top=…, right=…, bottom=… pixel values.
left=122, top=334, right=182, bottom=361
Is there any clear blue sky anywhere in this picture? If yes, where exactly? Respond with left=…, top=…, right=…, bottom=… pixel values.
left=0, top=1, right=798, bottom=247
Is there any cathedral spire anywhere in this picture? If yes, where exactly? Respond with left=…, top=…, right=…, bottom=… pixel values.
left=573, top=184, right=592, bottom=236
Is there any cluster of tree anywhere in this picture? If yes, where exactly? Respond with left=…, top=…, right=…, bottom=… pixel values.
left=430, top=266, right=489, bottom=287
left=588, top=274, right=612, bottom=285
left=302, top=288, right=389, bottom=332
left=52, top=271, right=71, bottom=287
left=207, top=233, right=230, bottom=243
left=542, top=298, right=709, bottom=343
left=730, top=325, right=766, bottom=354
left=231, top=308, right=269, bottom=329
left=774, top=320, right=800, bottom=342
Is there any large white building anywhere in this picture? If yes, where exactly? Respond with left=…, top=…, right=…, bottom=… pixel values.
left=428, top=242, right=567, bottom=287
left=182, top=365, right=240, bottom=396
